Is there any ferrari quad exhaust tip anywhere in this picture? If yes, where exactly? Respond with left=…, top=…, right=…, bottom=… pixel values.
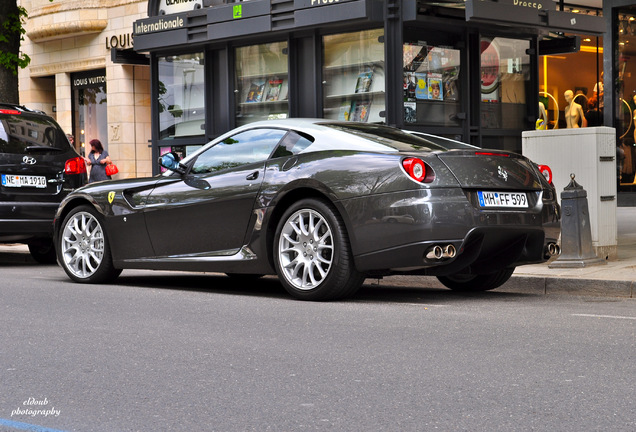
left=426, top=244, right=456, bottom=260
left=546, top=242, right=561, bottom=257
left=426, top=245, right=444, bottom=260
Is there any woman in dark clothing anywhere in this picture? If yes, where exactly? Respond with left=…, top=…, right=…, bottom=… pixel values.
left=585, top=96, right=603, bottom=127
left=84, top=139, right=112, bottom=183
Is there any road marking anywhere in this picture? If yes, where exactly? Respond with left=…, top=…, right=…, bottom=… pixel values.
left=0, top=418, right=69, bottom=432
left=573, top=313, right=636, bottom=320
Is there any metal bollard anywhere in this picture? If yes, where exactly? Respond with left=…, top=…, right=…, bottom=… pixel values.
left=549, top=174, right=605, bottom=268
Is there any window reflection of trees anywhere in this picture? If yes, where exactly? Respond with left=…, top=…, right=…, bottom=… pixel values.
left=77, top=86, right=107, bottom=106
left=158, top=54, right=205, bottom=139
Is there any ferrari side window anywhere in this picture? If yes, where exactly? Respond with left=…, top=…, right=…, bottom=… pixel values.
left=271, top=131, right=314, bottom=158
left=191, top=128, right=287, bottom=174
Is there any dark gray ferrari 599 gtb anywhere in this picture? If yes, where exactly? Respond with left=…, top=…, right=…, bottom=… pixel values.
left=53, top=119, right=560, bottom=301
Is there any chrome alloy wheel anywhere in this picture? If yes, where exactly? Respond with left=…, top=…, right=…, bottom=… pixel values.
left=278, top=208, right=334, bottom=290
left=61, top=211, right=105, bottom=279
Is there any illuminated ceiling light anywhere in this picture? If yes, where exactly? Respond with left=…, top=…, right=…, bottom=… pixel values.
left=583, top=38, right=591, bottom=42
left=572, top=9, right=580, bottom=13
left=580, top=46, right=604, bottom=53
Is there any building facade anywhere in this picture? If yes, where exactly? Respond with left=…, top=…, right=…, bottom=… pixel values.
left=24, top=0, right=636, bottom=188
left=129, top=0, right=608, bottom=174
left=18, top=0, right=153, bottom=179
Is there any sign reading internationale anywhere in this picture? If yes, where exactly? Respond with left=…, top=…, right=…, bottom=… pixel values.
left=135, top=16, right=185, bottom=35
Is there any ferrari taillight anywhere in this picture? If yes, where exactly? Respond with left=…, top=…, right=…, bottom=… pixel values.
left=537, top=164, right=553, bottom=184
left=65, top=157, right=87, bottom=175
left=402, top=157, right=433, bottom=183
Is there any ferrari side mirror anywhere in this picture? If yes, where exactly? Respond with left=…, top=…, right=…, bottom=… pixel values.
left=158, top=153, right=185, bottom=175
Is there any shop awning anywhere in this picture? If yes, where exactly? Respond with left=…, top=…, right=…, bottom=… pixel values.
left=465, top=0, right=605, bottom=36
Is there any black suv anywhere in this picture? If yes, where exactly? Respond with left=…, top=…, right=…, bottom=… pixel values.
left=0, top=103, right=87, bottom=263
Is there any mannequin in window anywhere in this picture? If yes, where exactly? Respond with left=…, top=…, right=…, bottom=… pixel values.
left=564, top=89, right=587, bottom=128
left=593, top=71, right=604, bottom=110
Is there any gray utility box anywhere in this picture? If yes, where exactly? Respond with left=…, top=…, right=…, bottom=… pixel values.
left=522, top=127, right=617, bottom=261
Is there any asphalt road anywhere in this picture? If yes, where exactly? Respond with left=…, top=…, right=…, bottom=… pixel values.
left=0, top=256, right=634, bottom=432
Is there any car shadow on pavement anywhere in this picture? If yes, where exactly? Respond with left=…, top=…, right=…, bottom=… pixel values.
left=0, top=251, right=38, bottom=266
left=357, top=283, right=538, bottom=303
left=116, top=273, right=290, bottom=299
left=110, top=272, right=537, bottom=304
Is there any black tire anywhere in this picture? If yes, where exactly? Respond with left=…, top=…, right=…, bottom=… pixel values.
left=28, top=238, right=57, bottom=264
left=57, top=205, right=122, bottom=284
left=273, top=198, right=364, bottom=301
left=437, top=268, right=515, bottom=292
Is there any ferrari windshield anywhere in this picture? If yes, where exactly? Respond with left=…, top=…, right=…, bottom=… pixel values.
left=321, top=122, right=452, bottom=152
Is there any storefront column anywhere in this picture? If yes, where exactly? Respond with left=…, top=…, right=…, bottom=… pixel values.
left=106, top=63, right=152, bottom=178
left=384, top=0, right=404, bottom=127
left=55, top=73, right=73, bottom=138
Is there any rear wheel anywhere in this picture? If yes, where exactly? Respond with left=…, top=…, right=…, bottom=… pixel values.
left=58, top=205, right=121, bottom=283
left=274, top=198, right=364, bottom=301
left=437, top=268, right=515, bottom=292
left=28, top=238, right=57, bottom=264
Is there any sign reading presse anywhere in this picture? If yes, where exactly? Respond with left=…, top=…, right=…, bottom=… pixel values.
left=478, top=0, right=555, bottom=11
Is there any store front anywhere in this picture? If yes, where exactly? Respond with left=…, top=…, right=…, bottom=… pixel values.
left=133, top=0, right=606, bottom=174
left=608, top=1, right=636, bottom=194
left=71, top=69, right=108, bottom=153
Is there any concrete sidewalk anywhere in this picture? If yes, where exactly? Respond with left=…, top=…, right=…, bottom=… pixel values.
left=1, top=208, right=635, bottom=298
left=506, top=206, right=636, bottom=298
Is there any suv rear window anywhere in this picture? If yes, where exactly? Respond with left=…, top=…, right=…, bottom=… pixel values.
left=0, top=113, right=69, bottom=155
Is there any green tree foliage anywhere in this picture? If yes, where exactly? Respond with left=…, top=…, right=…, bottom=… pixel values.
left=0, top=4, right=30, bottom=74
left=0, top=1, right=52, bottom=103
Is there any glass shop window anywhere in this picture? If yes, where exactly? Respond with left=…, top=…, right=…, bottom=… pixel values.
left=480, top=37, right=530, bottom=130
left=235, top=42, right=289, bottom=126
left=402, top=41, right=462, bottom=127
left=157, top=52, right=205, bottom=140
left=72, top=69, right=108, bottom=153
left=322, top=28, right=385, bottom=123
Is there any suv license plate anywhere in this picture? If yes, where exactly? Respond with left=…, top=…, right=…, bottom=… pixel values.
left=478, top=191, right=528, bottom=208
left=1, top=174, right=47, bottom=188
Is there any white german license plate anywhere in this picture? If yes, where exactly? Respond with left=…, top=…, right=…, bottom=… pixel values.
left=1, top=174, right=47, bottom=188
left=478, top=191, right=528, bottom=208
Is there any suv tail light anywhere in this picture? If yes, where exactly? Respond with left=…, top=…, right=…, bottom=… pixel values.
left=0, top=109, right=21, bottom=115
left=402, top=157, right=434, bottom=183
left=537, top=164, right=553, bottom=184
left=65, top=157, right=87, bottom=175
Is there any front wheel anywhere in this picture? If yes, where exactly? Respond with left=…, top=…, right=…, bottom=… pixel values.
left=437, top=268, right=515, bottom=292
left=273, top=198, right=364, bottom=301
left=58, top=205, right=121, bottom=283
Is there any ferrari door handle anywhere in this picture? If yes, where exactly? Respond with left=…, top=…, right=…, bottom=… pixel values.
left=246, top=171, right=259, bottom=181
